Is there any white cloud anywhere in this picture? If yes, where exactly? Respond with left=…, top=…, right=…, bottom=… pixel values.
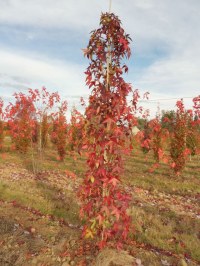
left=134, top=54, right=200, bottom=96
left=0, top=48, right=87, bottom=95
left=0, top=48, right=89, bottom=118
left=132, top=47, right=200, bottom=116
left=0, top=0, right=109, bottom=31
left=0, top=0, right=199, bottom=50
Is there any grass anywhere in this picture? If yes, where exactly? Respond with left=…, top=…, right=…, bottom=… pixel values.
left=0, top=139, right=200, bottom=265
left=124, top=148, right=200, bottom=263
left=125, top=149, right=200, bottom=197
left=131, top=205, right=200, bottom=261
left=0, top=150, right=80, bottom=226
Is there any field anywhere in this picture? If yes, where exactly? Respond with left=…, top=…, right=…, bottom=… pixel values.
left=0, top=137, right=200, bottom=266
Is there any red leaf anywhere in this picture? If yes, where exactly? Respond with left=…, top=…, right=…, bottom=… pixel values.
left=108, top=177, right=119, bottom=187
left=111, top=207, right=120, bottom=220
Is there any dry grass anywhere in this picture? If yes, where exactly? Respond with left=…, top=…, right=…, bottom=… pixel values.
left=0, top=139, right=200, bottom=265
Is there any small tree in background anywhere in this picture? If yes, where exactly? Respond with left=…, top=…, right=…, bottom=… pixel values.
left=161, top=110, right=176, bottom=133
left=187, top=95, right=200, bottom=157
left=0, top=98, right=4, bottom=150
left=6, top=92, right=36, bottom=153
left=140, top=120, right=151, bottom=154
left=68, top=106, right=86, bottom=156
left=41, top=114, right=49, bottom=149
left=149, top=118, right=163, bottom=162
left=29, top=87, right=60, bottom=157
left=32, top=120, right=39, bottom=144
left=149, top=118, right=169, bottom=163
left=186, top=110, right=198, bottom=157
left=193, top=95, right=200, bottom=119
left=169, top=99, right=191, bottom=174
left=6, top=88, right=60, bottom=172
left=51, top=101, right=68, bottom=161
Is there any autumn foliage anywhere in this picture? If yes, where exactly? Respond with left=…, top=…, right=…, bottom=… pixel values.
left=28, top=87, right=60, bottom=156
left=169, top=100, right=192, bottom=174
left=0, top=98, right=4, bottom=150
left=41, top=114, right=49, bottom=149
left=51, top=101, right=68, bottom=161
left=78, top=13, right=139, bottom=248
left=189, top=95, right=200, bottom=156
left=6, top=92, right=36, bottom=153
left=68, top=106, right=85, bottom=155
left=5, top=88, right=68, bottom=166
left=140, top=120, right=151, bottom=154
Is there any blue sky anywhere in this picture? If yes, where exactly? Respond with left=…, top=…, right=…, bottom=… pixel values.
left=0, top=0, right=199, bottom=116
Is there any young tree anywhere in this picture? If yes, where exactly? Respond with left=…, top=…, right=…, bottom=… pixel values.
left=6, top=92, right=36, bottom=153
left=79, top=12, right=138, bottom=248
left=41, top=114, right=49, bottom=149
left=169, top=99, right=191, bottom=174
left=187, top=95, right=200, bottom=157
left=68, top=106, right=86, bottom=155
left=140, top=120, right=151, bottom=154
left=6, top=88, right=60, bottom=172
left=51, top=101, right=68, bottom=161
left=193, top=95, right=200, bottom=119
left=29, top=87, right=60, bottom=157
left=186, top=110, right=198, bottom=157
left=149, top=118, right=164, bottom=162
left=0, top=98, right=4, bottom=150
left=161, top=110, right=176, bottom=133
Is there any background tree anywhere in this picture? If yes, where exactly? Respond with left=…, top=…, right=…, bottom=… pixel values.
left=187, top=95, right=200, bottom=157
left=161, top=110, right=176, bottom=133
left=0, top=98, right=4, bottom=150
left=149, top=118, right=167, bottom=163
left=137, top=117, right=147, bottom=131
left=29, top=87, right=60, bottom=157
left=140, top=120, right=151, bottom=154
left=41, top=114, right=49, bottom=149
left=186, top=110, right=198, bottom=157
left=68, top=106, right=86, bottom=155
left=169, top=99, right=191, bottom=174
left=6, top=92, right=36, bottom=153
left=51, top=101, right=68, bottom=161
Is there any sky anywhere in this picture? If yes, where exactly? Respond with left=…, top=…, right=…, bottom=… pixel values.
left=0, top=0, right=199, bottom=117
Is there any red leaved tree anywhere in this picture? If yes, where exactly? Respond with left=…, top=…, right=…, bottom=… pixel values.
left=193, top=95, right=200, bottom=119
left=29, top=87, right=60, bottom=157
left=0, top=98, right=4, bottom=150
left=6, top=92, right=36, bottom=153
left=51, top=100, right=68, bottom=161
left=187, top=95, right=200, bottom=156
left=140, top=120, right=151, bottom=155
left=169, top=99, right=192, bottom=174
left=78, top=13, right=139, bottom=249
left=149, top=118, right=169, bottom=163
left=68, top=106, right=86, bottom=156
